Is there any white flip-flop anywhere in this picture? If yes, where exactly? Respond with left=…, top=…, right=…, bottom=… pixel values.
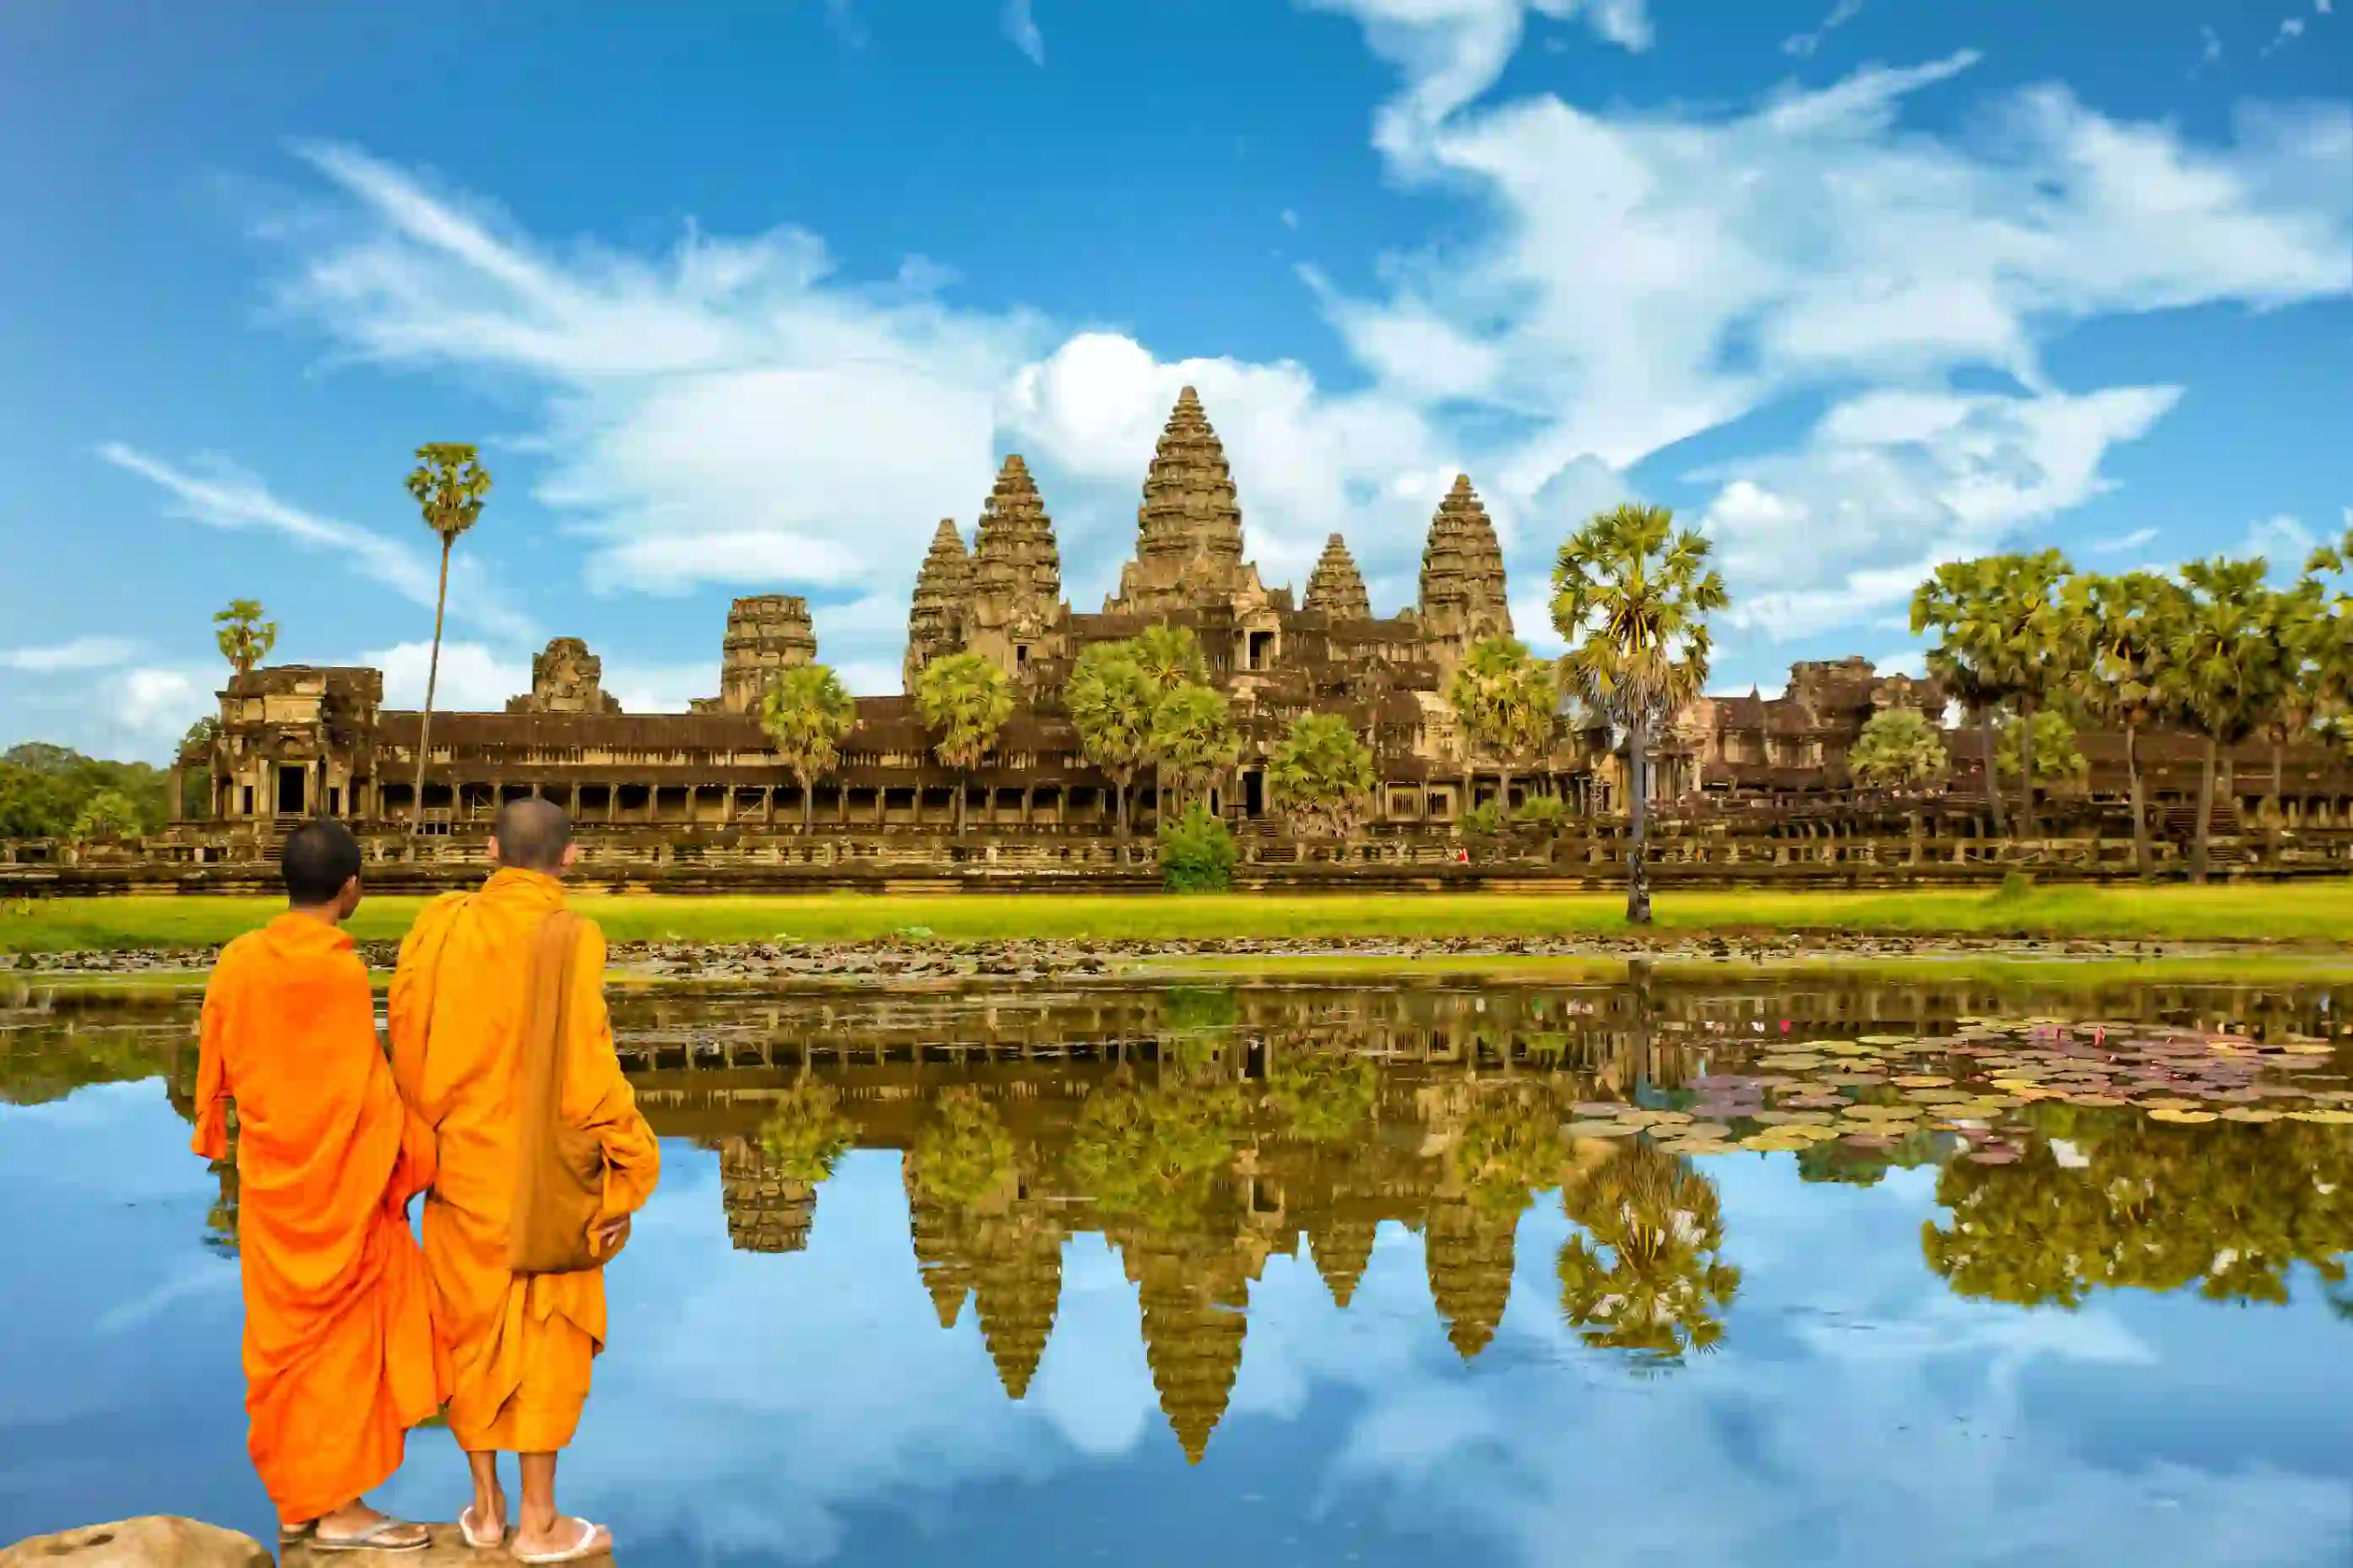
left=311, top=1517, right=430, bottom=1554
left=459, top=1504, right=505, bottom=1550
left=512, top=1519, right=610, bottom=1565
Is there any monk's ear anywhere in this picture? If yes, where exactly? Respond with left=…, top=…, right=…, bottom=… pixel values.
left=560, top=842, right=580, bottom=871
left=338, top=875, right=363, bottom=919
left=486, top=837, right=505, bottom=867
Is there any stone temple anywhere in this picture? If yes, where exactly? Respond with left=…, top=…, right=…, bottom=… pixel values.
left=191, top=386, right=1600, bottom=836
left=175, top=384, right=2353, bottom=851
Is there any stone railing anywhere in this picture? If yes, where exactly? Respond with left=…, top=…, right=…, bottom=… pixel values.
left=5, top=810, right=2350, bottom=895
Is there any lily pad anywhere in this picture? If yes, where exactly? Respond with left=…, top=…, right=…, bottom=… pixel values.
left=2147, top=1108, right=2219, bottom=1124
left=1565, top=1120, right=1640, bottom=1138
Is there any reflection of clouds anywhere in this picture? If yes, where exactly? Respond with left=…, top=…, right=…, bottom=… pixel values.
left=15, top=1085, right=2350, bottom=1564
left=384, top=1142, right=2353, bottom=1565
left=93, top=1257, right=238, bottom=1337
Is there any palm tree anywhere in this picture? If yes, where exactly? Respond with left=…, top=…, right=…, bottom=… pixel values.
left=1557, top=1144, right=1741, bottom=1365
left=2162, top=556, right=2281, bottom=883
left=1549, top=503, right=1727, bottom=925
left=1910, top=551, right=2073, bottom=843
left=759, top=665, right=859, bottom=832
left=1446, top=635, right=1559, bottom=812
left=212, top=600, right=277, bottom=677
left=1846, top=705, right=1948, bottom=791
left=402, top=443, right=492, bottom=833
left=1149, top=682, right=1240, bottom=817
left=2306, top=534, right=2352, bottom=756
left=1266, top=713, right=1377, bottom=839
left=2256, top=578, right=2329, bottom=855
left=1996, top=710, right=2089, bottom=795
left=1064, top=642, right=1157, bottom=835
left=914, top=652, right=1013, bottom=834
left=2067, top=571, right=2185, bottom=879
left=1126, top=624, right=1212, bottom=827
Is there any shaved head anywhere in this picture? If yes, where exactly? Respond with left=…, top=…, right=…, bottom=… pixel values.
left=491, top=797, right=572, bottom=872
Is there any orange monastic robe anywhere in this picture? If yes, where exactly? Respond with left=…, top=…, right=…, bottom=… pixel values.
left=192, top=914, right=447, bottom=1526
left=389, top=867, right=660, bottom=1453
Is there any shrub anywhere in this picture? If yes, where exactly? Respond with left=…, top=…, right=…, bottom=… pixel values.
left=1513, top=795, right=1569, bottom=835
left=1459, top=800, right=1505, bottom=839
left=1158, top=803, right=1237, bottom=893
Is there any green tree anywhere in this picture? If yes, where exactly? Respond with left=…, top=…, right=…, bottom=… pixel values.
left=759, top=665, right=859, bottom=832
left=0, top=764, right=77, bottom=838
left=1064, top=642, right=1157, bottom=835
left=758, top=1080, right=854, bottom=1183
left=1846, top=705, right=1948, bottom=790
left=403, top=443, right=492, bottom=833
left=1157, top=802, right=1239, bottom=892
left=177, top=719, right=220, bottom=821
left=1549, top=503, right=1728, bottom=925
left=1996, top=709, right=2088, bottom=794
left=1447, top=635, right=1559, bottom=810
left=1266, top=712, right=1376, bottom=839
left=915, top=651, right=1014, bottom=833
left=2257, top=576, right=2331, bottom=850
left=1149, top=681, right=1239, bottom=816
left=2162, top=556, right=2284, bottom=882
left=2306, top=534, right=2352, bottom=756
left=1125, top=625, right=1212, bottom=825
left=1557, top=1143, right=1742, bottom=1365
left=212, top=599, right=276, bottom=677
left=1910, top=550, right=2074, bottom=842
left=68, top=789, right=142, bottom=845
left=2067, top=570, right=2186, bottom=879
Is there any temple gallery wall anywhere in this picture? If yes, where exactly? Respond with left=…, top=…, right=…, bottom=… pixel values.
left=41, top=384, right=2353, bottom=882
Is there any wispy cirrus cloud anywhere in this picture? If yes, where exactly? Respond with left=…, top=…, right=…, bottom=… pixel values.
left=1002, top=0, right=1045, bottom=65
left=95, top=442, right=534, bottom=643
left=1783, top=0, right=1865, bottom=59
left=0, top=637, right=135, bottom=674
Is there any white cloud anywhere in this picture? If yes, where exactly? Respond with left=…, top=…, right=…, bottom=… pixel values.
left=2240, top=512, right=2318, bottom=575
left=1002, top=0, right=1045, bottom=65
left=360, top=641, right=526, bottom=713
left=1701, top=385, right=2182, bottom=636
left=2261, top=13, right=2310, bottom=54
left=95, top=442, right=533, bottom=643
left=2189, top=23, right=2223, bottom=79
left=2087, top=526, right=2160, bottom=555
left=0, top=638, right=135, bottom=674
left=1783, top=0, right=1865, bottom=59
left=1280, top=208, right=1301, bottom=230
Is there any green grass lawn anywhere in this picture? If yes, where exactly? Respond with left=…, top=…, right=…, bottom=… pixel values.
left=4, top=882, right=2351, bottom=954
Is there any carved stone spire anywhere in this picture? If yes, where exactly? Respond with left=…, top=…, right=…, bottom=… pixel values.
left=905, top=518, right=972, bottom=694
left=1423, top=1196, right=1518, bottom=1359
left=1302, top=534, right=1372, bottom=621
left=1416, top=474, right=1512, bottom=659
left=1112, top=385, right=1250, bottom=613
left=965, top=455, right=1067, bottom=683
left=718, top=1136, right=816, bottom=1255
left=717, top=596, right=819, bottom=715
left=973, top=1217, right=1063, bottom=1400
left=972, top=456, right=1061, bottom=605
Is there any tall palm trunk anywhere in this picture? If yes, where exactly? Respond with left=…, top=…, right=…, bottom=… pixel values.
left=2267, top=736, right=2285, bottom=864
left=2125, top=724, right=2150, bottom=882
left=1627, top=718, right=1653, bottom=925
left=2192, top=735, right=2218, bottom=884
left=800, top=769, right=815, bottom=833
left=1976, top=712, right=2009, bottom=840
left=2015, top=697, right=2037, bottom=844
left=1113, top=776, right=1130, bottom=838
left=409, top=537, right=452, bottom=833
left=954, top=778, right=967, bottom=836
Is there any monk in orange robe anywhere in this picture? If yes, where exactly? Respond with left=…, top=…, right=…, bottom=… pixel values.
left=390, top=799, right=660, bottom=1562
left=192, top=818, right=443, bottom=1549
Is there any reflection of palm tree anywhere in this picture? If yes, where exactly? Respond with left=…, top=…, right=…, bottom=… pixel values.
left=1558, top=1143, right=1741, bottom=1365
left=1266, top=1050, right=1376, bottom=1144
left=758, top=1080, right=854, bottom=1183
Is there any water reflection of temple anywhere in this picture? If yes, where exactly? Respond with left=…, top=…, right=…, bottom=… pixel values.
left=23, top=977, right=2350, bottom=1464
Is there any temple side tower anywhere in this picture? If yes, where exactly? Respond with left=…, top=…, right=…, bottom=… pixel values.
left=905, top=518, right=974, bottom=694
left=715, top=595, right=818, bottom=714
left=508, top=637, right=622, bottom=715
left=1302, top=534, right=1372, bottom=621
left=1416, top=475, right=1512, bottom=665
left=1111, top=386, right=1255, bottom=614
left=966, top=456, right=1065, bottom=684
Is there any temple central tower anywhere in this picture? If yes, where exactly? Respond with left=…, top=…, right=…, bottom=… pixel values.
left=1110, top=386, right=1256, bottom=614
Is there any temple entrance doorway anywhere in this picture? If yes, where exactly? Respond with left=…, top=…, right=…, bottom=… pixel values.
left=275, top=765, right=305, bottom=815
left=1243, top=769, right=1265, bottom=818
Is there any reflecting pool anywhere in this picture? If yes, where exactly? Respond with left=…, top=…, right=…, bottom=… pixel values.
left=3, top=974, right=2350, bottom=1565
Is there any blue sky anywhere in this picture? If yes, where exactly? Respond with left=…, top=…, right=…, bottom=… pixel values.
left=2, top=0, right=2347, bottom=761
